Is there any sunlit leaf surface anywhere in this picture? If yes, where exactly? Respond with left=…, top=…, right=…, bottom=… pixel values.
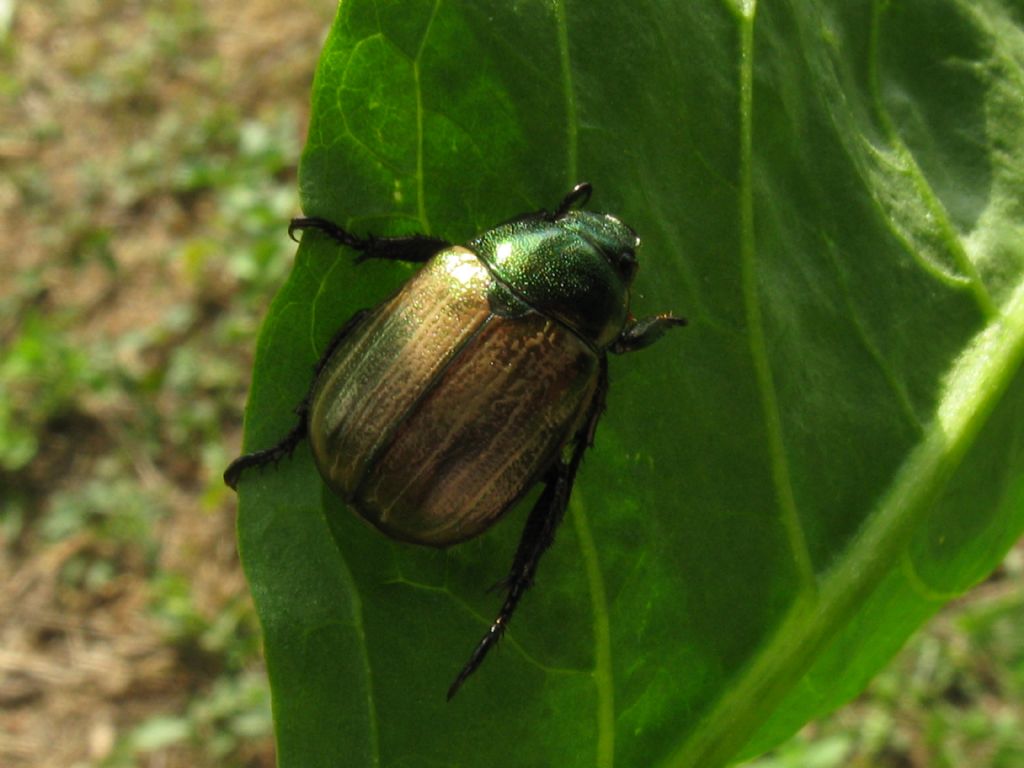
left=235, top=2, right=1024, bottom=766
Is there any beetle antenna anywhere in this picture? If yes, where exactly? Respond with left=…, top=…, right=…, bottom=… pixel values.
left=550, top=182, right=593, bottom=220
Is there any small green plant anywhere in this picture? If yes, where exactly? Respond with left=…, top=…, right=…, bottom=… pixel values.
left=100, top=672, right=272, bottom=768
left=0, top=312, right=92, bottom=471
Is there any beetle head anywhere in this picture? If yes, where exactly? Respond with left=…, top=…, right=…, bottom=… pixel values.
left=560, top=210, right=642, bottom=288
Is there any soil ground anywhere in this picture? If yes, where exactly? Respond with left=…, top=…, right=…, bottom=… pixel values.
left=1, top=1, right=335, bottom=765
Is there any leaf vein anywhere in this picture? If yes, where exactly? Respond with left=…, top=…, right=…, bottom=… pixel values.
left=411, top=0, right=441, bottom=233
left=329, top=513, right=382, bottom=767
left=572, top=501, right=615, bottom=768
left=553, top=6, right=612, bottom=766
left=867, top=0, right=997, bottom=318
left=555, top=0, right=578, bottom=184
left=737, top=5, right=817, bottom=592
left=381, top=576, right=592, bottom=676
left=821, top=235, right=925, bottom=432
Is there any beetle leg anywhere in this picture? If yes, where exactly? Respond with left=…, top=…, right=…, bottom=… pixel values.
left=447, top=360, right=609, bottom=700
left=223, top=309, right=371, bottom=490
left=222, top=420, right=307, bottom=491
left=446, top=467, right=569, bottom=700
left=611, top=313, right=687, bottom=354
left=289, top=216, right=451, bottom=264
left=549, top=182, right=593, bottom=221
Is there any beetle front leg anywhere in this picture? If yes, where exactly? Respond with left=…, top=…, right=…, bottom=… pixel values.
left=447, top=361, right=609, bottom=700
left=289, top=217, right=452, bottom=264
left=549, top=182, right=593, bottom=220
left=611, top=313, right=687, bottom=354
left=223, top=309, right=371, bottom=490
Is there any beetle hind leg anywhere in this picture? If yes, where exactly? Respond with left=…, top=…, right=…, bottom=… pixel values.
left=223, top=309, right=371, bottom=490
left=446, top=465, right=571, bottom=700
left=446, top=361, right=609, bottom=700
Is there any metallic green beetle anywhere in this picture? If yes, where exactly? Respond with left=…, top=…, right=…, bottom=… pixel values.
left=225, top=183, right=684, bottom=699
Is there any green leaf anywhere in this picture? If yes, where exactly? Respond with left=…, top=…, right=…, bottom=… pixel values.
left=234, top=1, right=1024, bottom=766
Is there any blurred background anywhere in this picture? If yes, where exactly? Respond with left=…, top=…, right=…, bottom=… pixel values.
left=0, top=2, right=1020, bottom=767
left=1, top=1, right=333, bottom=765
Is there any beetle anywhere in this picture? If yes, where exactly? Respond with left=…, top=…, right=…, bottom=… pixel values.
left=225, top=183, right=685, bottom=699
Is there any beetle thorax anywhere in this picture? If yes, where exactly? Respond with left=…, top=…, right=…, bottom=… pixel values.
left=470, top=211, right=636, bottom=349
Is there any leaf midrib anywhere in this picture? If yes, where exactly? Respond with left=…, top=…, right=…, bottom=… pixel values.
left=664, top=3, right=1022, bottom=764
left=667, top=277, right=1024, bottom=767
left=663, top=3, right=1024, bottom=758
left=735, top=3, right=818, bottom=594
left=554, top=2, right=616, bottom=765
